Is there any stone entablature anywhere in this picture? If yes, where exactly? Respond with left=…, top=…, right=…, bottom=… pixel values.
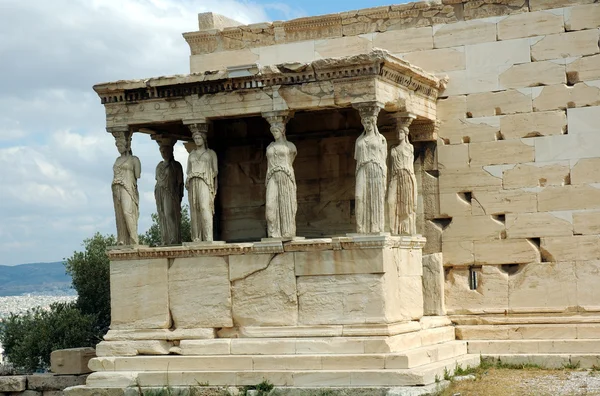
left=182, top=0, right=570, bottom=56
left=93, top=50, right=444, bottom=130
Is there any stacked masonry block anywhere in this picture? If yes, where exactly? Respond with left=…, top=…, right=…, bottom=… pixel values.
left=183, top=0, right=600, bottom=317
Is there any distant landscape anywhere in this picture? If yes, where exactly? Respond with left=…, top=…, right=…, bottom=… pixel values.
left=0, top=262, right=74, bottom=297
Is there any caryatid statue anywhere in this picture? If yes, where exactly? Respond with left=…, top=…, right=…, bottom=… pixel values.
left=154, top=137, right=184, bottom=245
left=387, top=114, right=418, bottom=235
left=111, top=129, right=141, bottom=245
left=263, top=111, right=297, bottom=238
left=354, top=103, right=387, bottom=234
left=186, top=124, right=218, bottom=242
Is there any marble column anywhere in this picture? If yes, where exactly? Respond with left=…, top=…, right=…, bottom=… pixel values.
left=387, top=113, right=418, bottom=235
left=185, top=122, right=218, bottom=242
left=262, top=111, right=297, bottom=239
left=109, top=126, right=141, bottom=246
left=353, top=102, right=387, bottom=234
left=153, top=136, right=184, bottom=245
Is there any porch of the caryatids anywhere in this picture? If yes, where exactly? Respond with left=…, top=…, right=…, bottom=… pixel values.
left=185, top=122, right=218, bottom=243
left=353, top=102, right=387, bottom=234
left=262, top=110, right=298, bottom=239
left=387, top=112, right=418, bottom=236
left=109, top=126, right=141, bottom=246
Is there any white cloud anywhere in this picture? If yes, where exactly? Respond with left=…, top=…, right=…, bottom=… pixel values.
left=0, top=0, right=275, bottom=265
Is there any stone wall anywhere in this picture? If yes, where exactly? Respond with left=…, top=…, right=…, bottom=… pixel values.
left=187, top=0, right=600, bottom=316
left=0, top=374, right=87, bottom=396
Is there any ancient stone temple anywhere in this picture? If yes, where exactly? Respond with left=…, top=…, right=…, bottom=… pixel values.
left=71, top=0, right=600, bottom=393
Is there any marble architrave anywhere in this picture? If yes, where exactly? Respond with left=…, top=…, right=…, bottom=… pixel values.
left=186, top=123, right=218, bottom=242
left=110, top=129, right=141, bottom=246
left=354, top=102, right=387, bottom=234
left=154, top=137, right=184, bottom=245
left=262, top=111, right=298, bottom=239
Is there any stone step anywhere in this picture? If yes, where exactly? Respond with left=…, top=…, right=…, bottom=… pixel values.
left=468, top=339, right=600, bottom=355
left=483, top=354, right=600, bottom=369
left=456, top=323, right=600, bottom=340
left=97, top=327, right=457, bottom=357
left=90, top=341, right=468, bottom=372
left=85, top=355, right=481, bottom=388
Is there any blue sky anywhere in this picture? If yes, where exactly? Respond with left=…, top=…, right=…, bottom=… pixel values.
left=0, top=0, right=409, bottom=266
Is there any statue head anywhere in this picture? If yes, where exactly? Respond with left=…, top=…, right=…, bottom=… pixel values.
left=398, top=126, right=409, bottom=142
left=270, top=122, right=285, bottom=141
left=159, top=144, right=174, bottom=161
left=357, top=104, right=381, bottom=135
left=192, top=131, right=207, bottom=148
left=114, top=132, right=131, bottom=155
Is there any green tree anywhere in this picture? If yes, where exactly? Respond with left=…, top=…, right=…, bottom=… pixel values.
left=0, top=233, right=115, bottom=372
left=140, top=205, right=192, bottom=246
left=0, top=303, right=97, bottom=372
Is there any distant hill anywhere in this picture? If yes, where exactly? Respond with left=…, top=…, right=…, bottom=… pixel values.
left=0, top=262, right=74, bottom=296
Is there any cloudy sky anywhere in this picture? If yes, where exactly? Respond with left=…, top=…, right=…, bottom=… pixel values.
left=0, top=0, right=399, bottom=265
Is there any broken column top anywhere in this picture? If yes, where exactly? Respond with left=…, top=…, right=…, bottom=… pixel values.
left=198, top=12, right=243, bottom=31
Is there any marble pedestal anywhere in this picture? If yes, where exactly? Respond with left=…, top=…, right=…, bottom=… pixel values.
left=73, top=236, right=477, bottom=391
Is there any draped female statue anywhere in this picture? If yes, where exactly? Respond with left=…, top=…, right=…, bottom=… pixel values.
left=354, top=104, right=387, bottom=234
left=155, top=141, right=184, bottom=245
left=186, top=127, right=218, bottom=242
left=111, top=131, right=141, bottom=245
left=387, top=122, right=417, bottom=235
left=264, top=113, right=297, bottom=238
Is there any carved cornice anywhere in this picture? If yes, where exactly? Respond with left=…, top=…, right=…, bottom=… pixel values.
left=93, top=50, right=442, bottom=106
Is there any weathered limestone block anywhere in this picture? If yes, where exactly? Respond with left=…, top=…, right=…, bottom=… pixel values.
left=466, top=38, right=531, bottom=68
left=169, top=256, right=232, bottom=328
left=509, top=262, right=578, bottom=312
left=467, top=89, right=532, bottom=117
left=437, top=95, right=466, bottom=122
left=443, top=215, right=505, bottom=242
left=538, top=185, right=600, bottom=211
left=533, top=82, right=600, bottom=112
left=567, top=54, right=600, bottom=84
left=531, top=30, right=600, bottom=62
left=437, top=143, right=469, bottom=169
left=574, top=211, right=600, bottom=235
left=471, top=189, right=538, bottom=215
left=27, top=374, right=87, bottom=390
left=400, top=47, right=466, bottom=73
left=541, top=235, right=600, bottom=261
left=569, top=105, right=600, bottom=136
left=576, top=261, right=600, bottom=310
left=565, top=4, right=600, bottom=31
left=190, top=50, right=259, bottom=73
left=463, top=0, right=527, bottom=20
left=499, top=61, right=566, bottom=89
left=422, top=253, right=446, bottom=316
left=50, top=348, right=95, bottom=375
left=440, top=192, right=471, bottom=217
left=433, top=20, right=497, bottom=49
left=530, top=0, right=596, bottom=11
left=470, top=140, right=535, bottom=166
left=503, top=162, right=570, bottom=189
left=373, top=27, right=433, bottom=53
left=258, top=41, right=316, bottom=66
left=397, top=275, right=425, bottom=321
left=110, top=259, right=170, bottom=330
left=439, top=167, right=502, bottom=193
left=506, top=212, right=573, bottom=238
left=445, top=266, right=509, bottom=314
left=297, top=274, right=397, bottom=324
left=473, top=239, right=541, bottom=264
left=95, top=341, right=172, bottom=357
left=498, top=10, right=564, bottom=40
left=198, top=12, right=242, bottom=31
left=571, top=158, right=600, bottom=184
left=314, top=36, right=371, bottom=59
left=439, top=117, right=499, bottom=144
left=424, top=220, right=443, bottom=254
left=0, top=376, right=26, bottom=392
left=500, top=111, right=567, bottom=139
left=231, top=253, right=298, bottom=326
left=294, top=248, right=384, bottom=276
left=442, top=240, right=474, bottom=266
